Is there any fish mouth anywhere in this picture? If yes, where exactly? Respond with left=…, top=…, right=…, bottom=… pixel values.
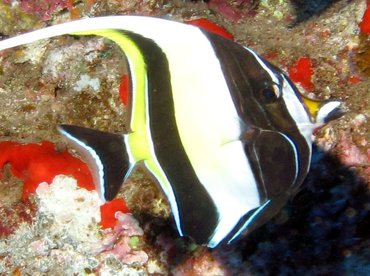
left=321, top=101, right=346, bottom=123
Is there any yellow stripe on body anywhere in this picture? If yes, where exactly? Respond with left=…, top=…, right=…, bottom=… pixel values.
left=73, top=30, right=174, bottom=193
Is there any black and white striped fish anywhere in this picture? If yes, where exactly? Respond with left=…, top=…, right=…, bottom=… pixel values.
left=0, top=16, right=342, bottom=248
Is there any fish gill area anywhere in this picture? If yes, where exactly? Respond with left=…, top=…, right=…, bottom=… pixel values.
left=0, top=0, right=369, bottom=275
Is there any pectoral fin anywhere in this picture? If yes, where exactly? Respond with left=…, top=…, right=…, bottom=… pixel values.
left=58, top=125, right=134, bottom=202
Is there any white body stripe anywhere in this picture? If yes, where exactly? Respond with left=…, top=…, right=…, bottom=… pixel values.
left=281, top=76, right=313, bottom=146
left=244, top=47, right=280, bottom=85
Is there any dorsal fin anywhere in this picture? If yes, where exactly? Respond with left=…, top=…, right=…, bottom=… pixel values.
left=0, top=16, right=197, bottom=52
left=58, top=125, right=133, bottom=201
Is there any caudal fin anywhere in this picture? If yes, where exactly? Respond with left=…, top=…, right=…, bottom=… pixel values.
left=58, top=125, right=133, bottom=202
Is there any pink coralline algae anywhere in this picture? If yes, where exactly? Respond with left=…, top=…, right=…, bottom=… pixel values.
left=103, top=236, right=149, bottom=265
left=0, top=199, right=36, bottom=237
left=114, top=212, right=144, bottom=237
left=337, top=133, right=369, bottom=168
left=12, top=0, right=72, bottom=21
left=100, top=212, right=148, bottom=265
left=207, top=0, right=258, bottom=22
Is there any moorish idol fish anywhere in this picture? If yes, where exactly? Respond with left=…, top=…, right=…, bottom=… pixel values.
left=0, top=16, right=343, bottom=248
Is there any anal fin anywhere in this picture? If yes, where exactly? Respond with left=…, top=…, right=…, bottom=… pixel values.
left=58, top=124, right=133, bottom=202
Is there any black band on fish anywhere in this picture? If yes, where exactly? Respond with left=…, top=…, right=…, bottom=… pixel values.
left=58, top=125, right=132, bottom=201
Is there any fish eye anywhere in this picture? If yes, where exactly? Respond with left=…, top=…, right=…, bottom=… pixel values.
left=260, top=84, right=281, bottom=103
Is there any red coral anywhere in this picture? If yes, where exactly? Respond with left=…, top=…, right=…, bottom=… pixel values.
left=185, top=19, right=234, bottom=40
left=0, top=141, right=94, bottom=200
left=100, top=198, right=129, bottom=229
left=119, top=74, right=130, bottom=106
left=359, top=1, right=370, bottom=34
left=347, top=75, right=362, bottom=84
left=288, top=57, right=315, bottom=91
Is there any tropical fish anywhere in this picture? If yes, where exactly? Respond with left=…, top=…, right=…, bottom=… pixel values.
left=0, top=16, right=343, bottom=248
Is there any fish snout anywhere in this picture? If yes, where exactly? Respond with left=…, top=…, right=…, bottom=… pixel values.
left=317, top=100, right=346, bottom=124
